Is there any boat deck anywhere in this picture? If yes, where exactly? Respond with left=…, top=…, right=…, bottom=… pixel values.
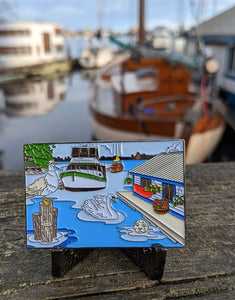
left=1, top=162, right=234, bottom=299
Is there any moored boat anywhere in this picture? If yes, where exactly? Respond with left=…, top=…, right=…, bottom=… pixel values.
left=60, top=145, right=107, bottom=191
left=78, top=46, right=115, bottom=69
left=110, top=143, right=123, bottom=173
left=89, top=0, right=225, bottom=164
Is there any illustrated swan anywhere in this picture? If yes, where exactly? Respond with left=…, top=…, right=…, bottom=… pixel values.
left=82, top=193, right=119, bottom=220
left=26, top=161, right=59, bottom=199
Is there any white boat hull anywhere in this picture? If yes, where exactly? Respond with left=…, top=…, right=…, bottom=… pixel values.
left=91, top=117, right=225, bottom=164
left=78, top=48, right=114, bottom=69
left=62, top=174, right=106, bottom=191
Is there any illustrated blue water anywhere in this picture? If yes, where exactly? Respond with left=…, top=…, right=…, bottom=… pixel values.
left=26, top=160, right=183, bottom=248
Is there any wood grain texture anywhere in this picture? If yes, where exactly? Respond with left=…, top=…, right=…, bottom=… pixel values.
left=0, top=163, right=234, bottom=299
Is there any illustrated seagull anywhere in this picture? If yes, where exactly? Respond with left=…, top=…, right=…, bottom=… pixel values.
left=26, top=161, right=59, bottom=199
left=166, top=141, right=181, bottom=153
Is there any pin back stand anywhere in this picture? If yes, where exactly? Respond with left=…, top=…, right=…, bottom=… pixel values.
left=51, top=248, right=93, bottom=277
left=51, top=246, right=167, bottom=280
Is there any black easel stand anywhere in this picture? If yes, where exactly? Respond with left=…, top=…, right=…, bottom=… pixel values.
left=122, top=245, right=167, bottom=280
left=52, top=246, right=167, bottom=280
left=51, top=248, right=93, bottom=277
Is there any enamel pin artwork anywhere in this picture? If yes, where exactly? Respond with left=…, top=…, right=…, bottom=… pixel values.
left=24, top=141, right=185, bottom=248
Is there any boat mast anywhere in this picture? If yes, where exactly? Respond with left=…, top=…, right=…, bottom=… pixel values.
left=97, top=0, right=103, bottom=37
left=138, top=0, right=145, bottom=46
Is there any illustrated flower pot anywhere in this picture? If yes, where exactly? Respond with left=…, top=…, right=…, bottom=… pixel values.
left=153, top=199, right=169, bottom=215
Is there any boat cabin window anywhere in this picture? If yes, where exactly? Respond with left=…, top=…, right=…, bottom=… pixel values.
left=55, top=28, right=62, bottom=36
left=89, top=148, right=98, bottom=157
left=0, top=47, right=31, bottom=55
left=136, top=67, right=157, bottom=78
left=43, top=33, right=51, bottom=53
left=81, top=148, right=88, bottom=157
left=55, top=45, right=63, bottom=53
left=0, top=30, right=30, bottom=36
left=68, top=164, right=76, bottom=170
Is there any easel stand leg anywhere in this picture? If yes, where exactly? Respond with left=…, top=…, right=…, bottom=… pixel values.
left=123, top=246, right=167, bottom=280
left=51, top=248, right=93, bottom=277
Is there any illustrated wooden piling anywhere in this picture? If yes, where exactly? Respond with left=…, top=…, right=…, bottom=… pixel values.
left=33, top=198, right=58, bottom=243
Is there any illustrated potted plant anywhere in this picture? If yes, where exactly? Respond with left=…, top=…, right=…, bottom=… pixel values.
left=172, top=195, right=184, bottom=207
left=144, top=184, right=162, bottom=195
left=153, top=199, right=169, bottom=214
left=124, top=177, right=132, bottom=185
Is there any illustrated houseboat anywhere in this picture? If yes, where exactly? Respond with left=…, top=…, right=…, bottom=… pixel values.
left=129, top=151, right=184, bottom=218
left=117, top=151, right=185, bottom=245
left=0, top=20, right=71, bottom=80
left=60, top=145, right=107, bottom=191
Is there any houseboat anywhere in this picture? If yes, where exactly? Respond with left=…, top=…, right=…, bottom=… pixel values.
left=185, top=6, right=235, bottom=106
left=60, top=145, right=107, bottom=191
left=0, top=20, right=71, bottom=80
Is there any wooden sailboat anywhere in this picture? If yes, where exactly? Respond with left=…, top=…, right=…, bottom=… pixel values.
left=90, top=0, right=225, bottom=164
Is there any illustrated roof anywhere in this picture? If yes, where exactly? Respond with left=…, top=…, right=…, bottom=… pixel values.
left=129, top=151, right=184, bottom=183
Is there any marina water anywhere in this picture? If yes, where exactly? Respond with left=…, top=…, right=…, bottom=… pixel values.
left=0, top=37, right=234, bottom=170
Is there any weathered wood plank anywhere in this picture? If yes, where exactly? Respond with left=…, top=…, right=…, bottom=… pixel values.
left=0, top=163, right=234, bottom=299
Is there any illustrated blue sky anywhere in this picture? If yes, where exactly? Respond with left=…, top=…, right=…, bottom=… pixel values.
left=52, top=141, right=184, bottom=158
left=1, top=0, right=235, bottom=31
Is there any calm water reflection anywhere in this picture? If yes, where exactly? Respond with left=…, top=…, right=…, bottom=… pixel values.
left=0, top=71, right=94, bottom=170
left=0, top=69, right=234, bottom=170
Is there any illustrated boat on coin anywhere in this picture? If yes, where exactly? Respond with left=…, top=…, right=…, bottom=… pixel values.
left=60, top=145, right=107, bottom=191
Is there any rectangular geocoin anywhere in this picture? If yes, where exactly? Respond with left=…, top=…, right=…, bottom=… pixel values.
left=24, top=140, right=185, bottom=248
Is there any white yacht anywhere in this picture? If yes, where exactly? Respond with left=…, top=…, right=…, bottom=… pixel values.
left=60, top=145, right=107, bottom=191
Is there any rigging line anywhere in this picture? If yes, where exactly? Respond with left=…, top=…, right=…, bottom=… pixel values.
left=189, top=0, right=205, bottom=53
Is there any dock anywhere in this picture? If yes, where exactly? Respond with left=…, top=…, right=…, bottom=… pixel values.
left=0, top=162, right=234, bottom=299
left=117, top=191, right=185, bottom=245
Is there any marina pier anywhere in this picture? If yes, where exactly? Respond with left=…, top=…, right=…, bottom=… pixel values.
left=1, top=162, right=234, bottom=299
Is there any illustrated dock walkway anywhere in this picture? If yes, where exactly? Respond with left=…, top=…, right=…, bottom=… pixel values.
left=117, top=191, right=185, bottom=245
left=0, top=162, right=234, bottom=299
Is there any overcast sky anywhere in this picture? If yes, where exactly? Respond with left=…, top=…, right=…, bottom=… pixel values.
left=1, top=0, right=235, bottom=31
